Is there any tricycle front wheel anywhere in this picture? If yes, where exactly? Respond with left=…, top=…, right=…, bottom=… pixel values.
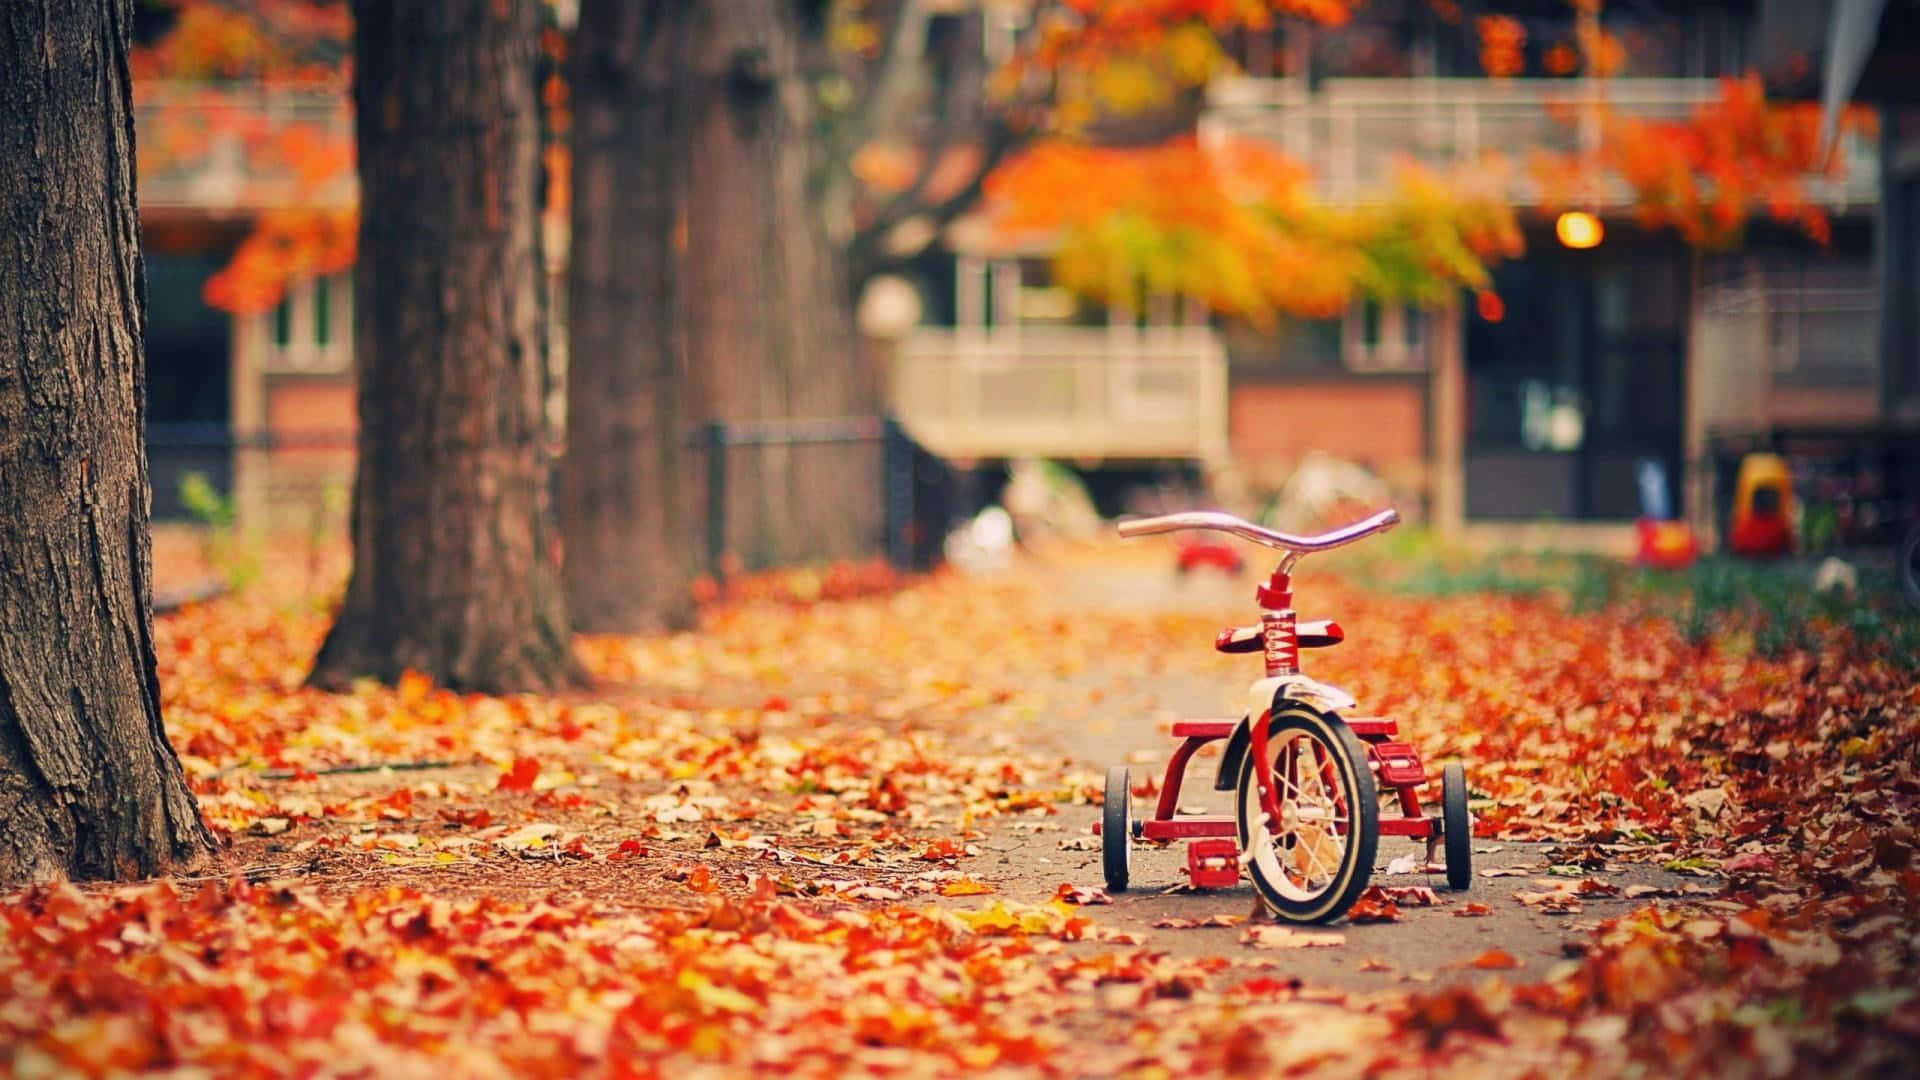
left=1236, top=708, right=1378, bottom=924
left=1102, top=766, right=1132, bottom=892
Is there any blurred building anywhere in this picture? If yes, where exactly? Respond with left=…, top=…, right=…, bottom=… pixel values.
left=893, top=0, right=1889, bottom=537
left=136, top=2, right=1902, bottom=541
left=136, top=82, right=358, bottom=530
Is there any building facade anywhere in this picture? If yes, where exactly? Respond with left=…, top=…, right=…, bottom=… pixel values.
left=138, top=1, right=1893, bottom=542
left=896, top=0, right=1885, bottom=537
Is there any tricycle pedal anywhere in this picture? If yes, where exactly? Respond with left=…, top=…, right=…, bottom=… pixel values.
left=1185, top=839, right=1240, bottom=889
left=1369, top=741, right=1427, bottom=787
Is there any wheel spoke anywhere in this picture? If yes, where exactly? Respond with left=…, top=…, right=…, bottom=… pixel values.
left=1244, top=720, right=1368, bottom=906
left=1263, top=731, right=1347, bottom=887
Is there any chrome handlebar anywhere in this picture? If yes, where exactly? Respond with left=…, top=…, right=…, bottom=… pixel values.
left=1116, top=508, right=1400, bottom=555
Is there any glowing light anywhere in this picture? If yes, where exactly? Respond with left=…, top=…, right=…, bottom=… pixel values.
left=1556, top=211, right=1603, bottom=249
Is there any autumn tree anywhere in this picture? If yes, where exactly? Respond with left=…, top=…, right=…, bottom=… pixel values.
left=562, top=0, right=1403, bottom=632
left=307, top=0, right=579, bottom=693
left=0, top=0, right=217, bottom=885
left=1529, top=73, right=1873, bottom=250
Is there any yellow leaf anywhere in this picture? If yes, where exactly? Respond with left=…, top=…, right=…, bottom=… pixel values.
left=678, top=970, right=758, bottom=1014
left=956, top=902, right=1021, bottom=933
left=939, top=878, right=994, bottom=897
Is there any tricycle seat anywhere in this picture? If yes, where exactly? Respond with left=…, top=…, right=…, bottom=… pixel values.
left=1214, top=619, right=1343, bottom=654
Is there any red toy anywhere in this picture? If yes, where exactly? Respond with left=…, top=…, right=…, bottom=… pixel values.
left=1096, top=509, right=1472, bottom=924
left=1635, top=518, right=1699, bottom=570
left=1175, top=538, right=1245, bottom=577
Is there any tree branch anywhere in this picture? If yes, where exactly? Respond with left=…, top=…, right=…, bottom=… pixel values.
left=847, top=113, right=1021, bottom=283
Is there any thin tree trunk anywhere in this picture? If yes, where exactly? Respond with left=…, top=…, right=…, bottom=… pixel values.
left=0, top=0, right=217, bottom=886
left=311, top=0, right=579, bottom=694
left=564, top=0, right=879, bottom=633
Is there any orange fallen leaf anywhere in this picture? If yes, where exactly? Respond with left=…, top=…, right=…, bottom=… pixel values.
left=495, top=756, right=541, bottom=793
left=1471, top=948, right=1520, bottom=969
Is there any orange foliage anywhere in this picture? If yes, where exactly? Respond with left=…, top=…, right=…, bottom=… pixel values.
left=983, top=135, right=1521, bottom=324
left=135, top=2, right=355, bottom=313
left=1005, top=0, right=1360, bottom=126
left=1531, top=75, right=1877, bottom=248
left=203, top=207, right=357, bottom=314
left=1474, top=16, right=1525, bottom=78
left=135, top=1, right=572, bottom=314
left=1542, top=42, right=1579, bottom=77
left=130, top=0, right=350, bottom=85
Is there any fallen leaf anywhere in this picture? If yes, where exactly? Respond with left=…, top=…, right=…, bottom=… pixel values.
left=939, top=877, right=995, bottom=897
left=1471, top=948, right=1520, bottom=969
left=1153, top=914, right=1243, bottom=929
left=496, top=756, right=541, bottom=793
left=1241, top=926, right=1345, bottom=949
left=1347, top=887, right=1402, bottom=923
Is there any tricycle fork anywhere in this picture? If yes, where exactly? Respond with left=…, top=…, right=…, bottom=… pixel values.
left=1248, top=711, right=1353, bottom=835
left=1247, top=712, right=1284, bottom=832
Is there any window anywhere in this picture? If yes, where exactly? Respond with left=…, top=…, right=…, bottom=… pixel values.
left=1343, top=299, right=1427, bottom=372
left=312, top=274, right=331, bottom=347
left=262, top=272, right=352, bottom=374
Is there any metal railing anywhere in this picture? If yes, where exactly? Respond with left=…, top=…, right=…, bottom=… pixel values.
left=890, top=326, right=1230, bottom=466
left=1202, top=76, right=1880, bottom=209
left=1700, top=281, right=1880, bottom=387
left=134, top=81, right=354, bottom=211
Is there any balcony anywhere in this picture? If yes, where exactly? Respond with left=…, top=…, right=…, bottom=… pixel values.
left=135, top=81, right=354, bottom=212
left=890, top=326, right=1230, bottom=465
left=1201, top=76, right=1880, bottom=210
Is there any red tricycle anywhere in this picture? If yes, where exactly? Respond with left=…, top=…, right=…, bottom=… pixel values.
left=1095, top=508, right=1472, bottom=924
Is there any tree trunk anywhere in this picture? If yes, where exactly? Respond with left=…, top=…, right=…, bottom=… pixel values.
left=563, top=0, right=880, bottom=634
left=0, top=0, right=217, bottom=886
left=311, top=0, right=579, bottom=694
left=562, top=3, right=705, bottom=633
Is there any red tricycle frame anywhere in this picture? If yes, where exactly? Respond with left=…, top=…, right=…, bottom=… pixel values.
left=1095, top=508, right=1473, bottom=923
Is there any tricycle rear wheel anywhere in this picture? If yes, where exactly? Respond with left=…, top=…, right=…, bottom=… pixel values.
left=1103, top=766, right=1132, bottom=892
left=1442, top=762, right=1472, bottom=891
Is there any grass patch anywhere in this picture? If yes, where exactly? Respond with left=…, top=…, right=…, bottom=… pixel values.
left=1330, top=527, right=1920, bottom=670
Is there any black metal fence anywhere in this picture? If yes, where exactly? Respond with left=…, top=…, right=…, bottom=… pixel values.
left=148, top=416, right=964, bottom=573
left=695, top=415, right=958, bottom=576
left=147, top=424, right=238, bottom=520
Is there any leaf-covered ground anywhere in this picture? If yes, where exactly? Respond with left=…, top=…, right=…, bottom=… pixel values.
left=3, top=538, right=1917, bottom=1077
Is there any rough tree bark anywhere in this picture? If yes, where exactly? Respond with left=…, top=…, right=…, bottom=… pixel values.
left=0, top=0, right=217, bottom=885
left=564, top=0, right=880, bottom=634
left=311, top=0, right=579, bottom=693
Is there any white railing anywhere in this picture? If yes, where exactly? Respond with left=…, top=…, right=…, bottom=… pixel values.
left=891, top=326, right=1230, bottom=464
left=1202, top=76, right=1880, bottom=209
left=134, top=81, right=355, bottom=211
left=1700, top=281, right=1879, bottom=385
